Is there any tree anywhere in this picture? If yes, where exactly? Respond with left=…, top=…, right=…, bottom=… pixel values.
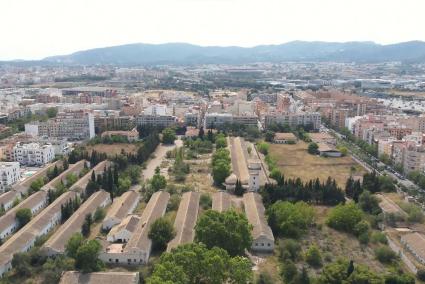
left=215, top=135, right=227, bottom=149
left=46, top=107, right=58, bottom=118
left=305, top=244, right=322, bottom=267
left=195, top=210, right=252, bottom=256
left=256, top=142, right=269, bottom=155
left=148, top=217, right=175, bottom=251
left=93, top=207, right=106, bottom=222
left=12, top=252, right=32, bottom=277
left=281, top=260, right=298, bottom=283
left=147, top=243, right=252, bottom=284
left=279, top=239, right=301, bottom=261
left=162, top=128, right=176, bottom=144
left=337, top=146, right=348, bottom=156
left=326, top=203, right=363, bottom=234
left=234, top=179, right=245, bottom=196
left=211, top=148, right=231, bottom=185
left=417, top=269, right=425, bottom=281
left=81, top=214, right=93, bottom=237
left=198, top=126, right=205, bottom=140
left=265, top=131, right=275, bottom=142
left=374, top=246, right=398, bottom=264
left=75, top=240, right=103, bottom=273
left=308, top=142, right=319, bottom=155
left=30, top=178, right=44, bottom=192
left=358, top=191, right=382, bottom=215
left=16, top=208, right=32, bottom=228
left=267, top=201, right=315, bottom=238
left=294, top=266, right=310, bottom=284
left=65, top=232, right=84, bottom=259
left=150, top=168, right=167, bottom=191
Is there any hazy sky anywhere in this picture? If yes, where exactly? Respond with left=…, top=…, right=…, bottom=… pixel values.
left=1, top=0, right=425, bottom=60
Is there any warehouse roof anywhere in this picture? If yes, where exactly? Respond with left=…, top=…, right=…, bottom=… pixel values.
left=212, top=191, right=232, bottom=212
left=124, top=191, right=170, bottom=253
left=42, top=190, right=110, bottom=255
left=104, top=190, right=139, bottom=223
left=59, top=271, right=139, bottom=284
left=243, top=192, right=274, bottom=241
left=167, top=191, right=200, bottom=252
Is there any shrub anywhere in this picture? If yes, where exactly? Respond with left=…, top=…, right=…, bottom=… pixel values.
left=371, top=232, right=388, bottom=244
left=417, top=269, right=425, bottom=281
left=326, top=203, right=363, bottom=234
left=305, top=244, right=322, bottom=267
left=374, top=246, right=398, bottom=264
left=279, top=239, right=301, bottom=261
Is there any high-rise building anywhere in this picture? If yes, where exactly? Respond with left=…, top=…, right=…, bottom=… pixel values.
left=25, top=110, right=95, bottom=140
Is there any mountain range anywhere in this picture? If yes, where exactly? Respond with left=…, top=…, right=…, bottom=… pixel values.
left=6, top=41, right=425, bottom=65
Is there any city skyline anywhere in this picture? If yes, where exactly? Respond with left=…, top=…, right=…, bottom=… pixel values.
left=1, top=0, right=425, bottom=60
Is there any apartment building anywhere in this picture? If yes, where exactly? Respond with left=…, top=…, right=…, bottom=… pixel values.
left=94, top=116, right=135, bottom=134
left=0, top=162, right=20, bottom=193
left=264, top=112, right=321, bottom=130
left=136, top=114, right=178, bottom=128
left=204, top=113, right=258, bottom=129
left=403, top=144, right=425, bottom=174
left=25, top=110, right=95, bottom=140
left=12, top=143, right=54, bottom=166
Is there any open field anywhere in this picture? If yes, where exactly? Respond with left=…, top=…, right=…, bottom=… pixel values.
left=87, top=143, right=138, bottom=156
left=387, top=90, right=425, bottom=98
left=269, top=141, right=366, bottom=188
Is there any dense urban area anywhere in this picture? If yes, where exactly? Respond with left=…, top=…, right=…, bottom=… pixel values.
left=2, top=61, right=425, bottom=284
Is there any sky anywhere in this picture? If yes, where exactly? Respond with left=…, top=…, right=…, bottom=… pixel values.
left=1, top=0, right=425, bottom=60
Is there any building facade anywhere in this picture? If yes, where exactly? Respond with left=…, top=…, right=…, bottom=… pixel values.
left=0, top=162, right=20, bottom=193
left=12, top=143, right=54, bottom=166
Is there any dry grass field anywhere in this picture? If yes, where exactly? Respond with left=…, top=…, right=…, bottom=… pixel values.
left=269, top=141, right=366, bottom=188
left=87, top=143, right=138, bottom=156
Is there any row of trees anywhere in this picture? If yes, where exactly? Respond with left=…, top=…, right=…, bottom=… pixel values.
left=262, top=173, right=345, bottom=206
left=211, top=148, right=231, bottom=185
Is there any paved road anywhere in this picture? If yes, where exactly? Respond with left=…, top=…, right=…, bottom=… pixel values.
left=141, top=139, right=183, bottom=180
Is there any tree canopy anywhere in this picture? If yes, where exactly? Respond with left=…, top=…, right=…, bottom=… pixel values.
left=148, top=217, right=175, bottom=251
left=194, top=210, right=252, bottom=256
left=147, top=243, right=252, bottom=284
left=267, top=201, right=315, bottom=238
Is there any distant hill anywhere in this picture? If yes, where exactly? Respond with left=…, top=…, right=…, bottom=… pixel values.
left=20, top=41, right=425, bottom=65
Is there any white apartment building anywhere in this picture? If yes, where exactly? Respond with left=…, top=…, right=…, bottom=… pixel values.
left=0, top=162, right=20, bottom=193
left=143, top=104, right=167, bottom=116
left=264, top=112, right=321, bottom=130
left=12, top=143, right=54, bottom=166
left=25, top=110, right=95, bottom=140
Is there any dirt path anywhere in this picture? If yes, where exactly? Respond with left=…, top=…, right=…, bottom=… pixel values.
left=141, top=138, right=183, bottom=180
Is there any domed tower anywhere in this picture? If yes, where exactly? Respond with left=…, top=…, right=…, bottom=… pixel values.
left=248, top=159, right=261, bottom=192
